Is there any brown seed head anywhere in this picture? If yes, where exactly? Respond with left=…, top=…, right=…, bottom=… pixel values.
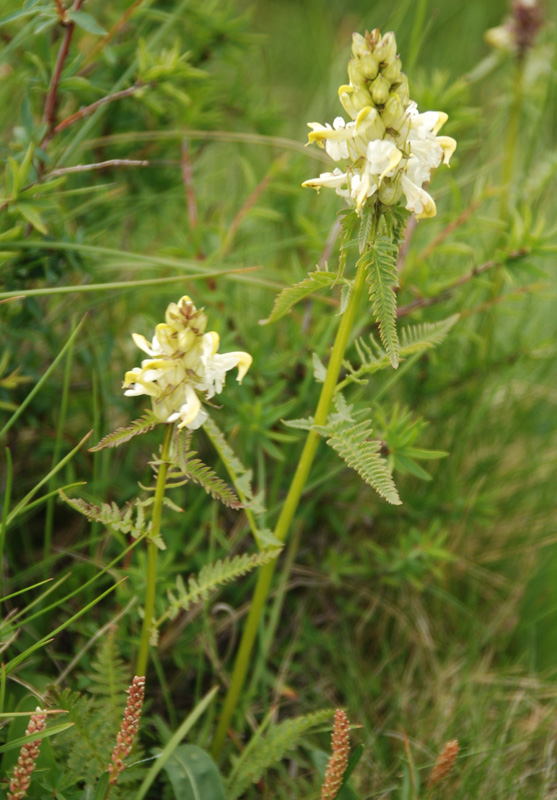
left=108, top=676, right=146, bottom=786
left=8, top=708, right=47, bottom=800
left=321, top=709, right=351, bottom=800
left=427, top=739, right=459, bottom=789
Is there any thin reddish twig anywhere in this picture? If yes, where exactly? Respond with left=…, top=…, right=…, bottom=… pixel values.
left=221, top=154, right=289, bottom=257
left=53, top=82, right=147, bottom=135
left=41, top=0, right=84, bottom=148
left=418, top=195, right=489, bottom=262
left=48, top=159, right=149, bottom=175
left=52, top=0, right=66, bottom=17
left=397, top=248, right=528, bottom=318
left=181, top=139, right=199, bottom=230
left=81, top=0, right=146, bottom=69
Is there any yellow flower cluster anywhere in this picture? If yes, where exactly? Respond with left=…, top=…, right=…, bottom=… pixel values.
left=303, top=29, right=456, bottom=219
left=123, top=296, right=252, bottom=430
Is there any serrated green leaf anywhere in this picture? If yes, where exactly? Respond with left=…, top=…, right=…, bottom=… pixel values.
left=282, top=416, right=315, bottom=431
left=366, top=237, right=400, bottom=368
left=66, top=10, right=107, bottom=34
left=318, top=419, right=401, bottom=505
left=313, top=352, right=326, bottom=382
left=262, top=270, right=336, bottom=324
left=166, top=549, right=280, bottom=617
left=227, top=709, right=335, bottom=800
left=170, top=432, right=242, bottom=509
left=254, top=527, right=283, bottom=549
left=89, top=410, right=159, bottom=451
left=339, top=316, right=458, bottom=390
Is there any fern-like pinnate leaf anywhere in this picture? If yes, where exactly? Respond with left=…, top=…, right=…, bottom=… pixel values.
left=169, top=430, right=242, bottom=508
left=317, top=419, right=401, bottom=505
left=166, top=549, right=281, bottom=618
left=340, top=315, right=458, bottom=389
left=365, top=236, right=400, bottom=368
left=59, top=492, right=159, bottom=545
left=399, top=315, right=458, bottom=352
left=203, top=417, right=265, bottom=515
left=226, top=709, right=335, bottom=800
left=262, top=270, right=337, bottom=324
left=46, top=687, right=111, bottom=787
left=88, top=628, right=130, bottom=730
left=89, top=410, right=159, bottom=451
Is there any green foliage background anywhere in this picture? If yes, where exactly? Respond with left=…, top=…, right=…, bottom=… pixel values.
left=1, top=0, right=556, bottom=797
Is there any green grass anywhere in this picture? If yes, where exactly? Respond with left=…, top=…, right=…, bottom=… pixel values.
left=0, top=0, right=556, bottom=796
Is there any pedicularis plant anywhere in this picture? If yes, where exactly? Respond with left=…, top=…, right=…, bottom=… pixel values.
left=2, top=0, right=555, bottom=797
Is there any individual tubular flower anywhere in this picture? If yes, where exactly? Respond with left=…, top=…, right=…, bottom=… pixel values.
left=321, top=709, right=351, bottom=800
left=8, top=708, right=47, bottom=800
left=303, top=28, right=456, bottom=219
left=107, top=676, right=146, bottom=786
left=123, top=296, right=252, bottom=430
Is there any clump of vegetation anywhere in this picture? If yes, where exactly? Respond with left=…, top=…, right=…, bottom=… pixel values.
left=1, top=0, right=555, bottom=797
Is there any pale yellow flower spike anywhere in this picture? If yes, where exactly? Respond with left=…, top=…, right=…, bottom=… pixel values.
left=123, top=296, right=252, bottom=430
left=303, top=28, right=456, bottom=220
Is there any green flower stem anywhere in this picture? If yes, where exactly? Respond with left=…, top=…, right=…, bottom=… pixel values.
left=136, top=422, right=174, bottom=677
left=211, top=254, right=370, bottom=759
left=500, top=55, right=524, bottom=220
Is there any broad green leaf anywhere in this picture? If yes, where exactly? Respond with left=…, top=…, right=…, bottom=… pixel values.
left=135, top=687, right=219, bottom=800
left=163, top=745, right=226, bottom=800
left=66, top=10, right=107, bottom=35
left=15, top=202, right=47, bottom=234
left=92, top=772, right=110, bottom=800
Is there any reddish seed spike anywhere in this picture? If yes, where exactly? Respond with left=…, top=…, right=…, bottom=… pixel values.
left=8, top=708, right=47, bottom=800
left=321, top=709, right=351, bottom=800
left=107, top=676, right=146, bottom=786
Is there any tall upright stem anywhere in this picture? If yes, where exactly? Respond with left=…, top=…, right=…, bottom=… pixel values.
left=211, top=253, right=370, bottom=758
left=136, top=423, right=174, bottom=676
left=500, top=55, right=524, bottom=220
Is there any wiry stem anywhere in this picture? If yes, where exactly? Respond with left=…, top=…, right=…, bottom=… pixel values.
left=136, top=423, right=174, bottom=676
left=397, top=248, right=527, bottom=318
left=500, top=55, right=524, bottom=219
left=53, top=82, right=148, bottom=135
left=41, top=0, right=84, bottom=149
left=211, top=227, right=372, bottom=758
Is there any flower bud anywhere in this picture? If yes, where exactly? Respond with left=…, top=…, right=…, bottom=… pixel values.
left=381, top=94, right=405, bottom=130
left=383, top=56, right=402, bottom=83
left=360, top=53, right=379, bottom=80
left=391, top=74, right=410, bottom=106
left=375, top=31, right=397, bottom=64
left=351, top=32, right=369, bottom=59
left=355, top=106, right=385, bottom=141
left=378, top=176, right=403, bottom=205
left=352, top=86, right=373, bottom=110
left=338, top=85, right=359, bottom=119
left=347, top=59, right=367, bottom=90
left=370, top=75, right=390, bottom=105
